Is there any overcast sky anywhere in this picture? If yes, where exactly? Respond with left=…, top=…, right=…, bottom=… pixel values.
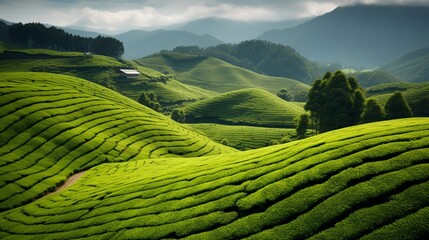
left=1, top=0, right=428, bottom=33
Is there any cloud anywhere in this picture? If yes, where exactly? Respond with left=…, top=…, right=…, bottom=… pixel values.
left=1, top=0, right=428, bottom=33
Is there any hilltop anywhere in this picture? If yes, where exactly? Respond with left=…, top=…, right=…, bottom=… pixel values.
left=259, top=5, right=429, bottom=67
left=137, top=52, right=310, bottom=95
left=179, top=88, right=304, bottom=128
left=0, top=118, right=428, bottom=239
left=0, top=72, right=235, bottom=211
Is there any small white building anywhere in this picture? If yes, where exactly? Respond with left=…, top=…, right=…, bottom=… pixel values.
left=120, top=69, right=141, bottom=78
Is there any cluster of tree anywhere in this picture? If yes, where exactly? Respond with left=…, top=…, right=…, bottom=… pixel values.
left=303, top=70, right=416, bottom=135
left=137, top=92, right=161, bottom=112
left=171, top=108, right=186, bottom=123
left=305, top=71, right=366, bottom=133
left=277, top=88, right=308, bottom=102
left=5, top=22, right=124, bottom=58
left=361, top=92, right=413, bottom=123
left=171, top=40, right=322, bottom=84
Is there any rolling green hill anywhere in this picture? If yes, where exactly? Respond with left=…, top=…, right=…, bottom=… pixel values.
left=350, top=70, right=401, bottom=88
left=187, top=123, right=297, bottom=150
left=0, top=118, right=428, bottom=239
left=179, top=88, right=305, bottom=128
left=137, top=52, right=310, bottom=96
left=0, top=44, right=217, bottom=108
left=0, top=72, right=235, bottom=211
left=366, top=82, right=429, bottom=106
left=383, top=47, right=429, bottom=83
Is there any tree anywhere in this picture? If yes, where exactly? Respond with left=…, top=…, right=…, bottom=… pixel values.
left=385, top=92, right=413, bottom=119
left=294, top=90, right=308, bottom=102
left=220, top=138, right=230, bottom=146
left=277, top=88, right=292, bottom=101
left=305, top=71, right=366, bottom=133
left=171, top=108, right=185, bottom=123
left=361, top=99, right=385, bottom=123
left=411, top=96, right=429, bottom=117
left=296, top=114, right=309, bottom=139
left=138, top=92, right=162, bottom=112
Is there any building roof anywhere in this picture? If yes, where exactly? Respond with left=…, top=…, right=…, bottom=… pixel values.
left=120, top=69, right=140, bottom=75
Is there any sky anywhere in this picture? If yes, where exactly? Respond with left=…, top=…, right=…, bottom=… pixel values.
left=1, top=0, right=428, bottom=33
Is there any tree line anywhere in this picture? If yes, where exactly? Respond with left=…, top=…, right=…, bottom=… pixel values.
left=4, top=22, right=124, bottom=58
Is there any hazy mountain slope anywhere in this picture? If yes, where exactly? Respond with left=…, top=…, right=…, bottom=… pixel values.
left=137, top=52, right=310, bottom=95
left=0, top=72, right=235, bottom=211
left=383, top=47, right=429, bottom=82
left=259, top=5, right=429, bottom=67
left=170, top=40, right=320, bottom=84
left=351, top=70, right=401, bottom=88
left=115, top=29, right=223, bottom=59
left=180, top=88, right=304, bottom=128
left=1, top=118, right=428, bottom=239
left=179, top=17, right=309, bottom=43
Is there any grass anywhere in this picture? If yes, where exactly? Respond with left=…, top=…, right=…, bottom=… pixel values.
left=137, top=53, right=310, bottom=95
left=0, top=117, right=428, bottom=239
left=179, top=88, right=305, bottom=128
left=0, top=44, right=216, bottom=108
left=0, top=72, right=235, bottom=211
left=187, top=123, right=297, bottom=150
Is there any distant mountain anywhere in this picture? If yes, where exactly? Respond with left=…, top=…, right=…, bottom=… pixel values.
left=170, top=40, right=321, bottom=84
left=259, top=5, right=429, bottom=67
left=62, top=27, right=103, bottom=38
left=115, top=29, right=223, bottom=59
left=351, top=70, right=401, bottom=88
left=178, top=17, right=309, bottom=43
left=382, top=47, right=429, bottom=83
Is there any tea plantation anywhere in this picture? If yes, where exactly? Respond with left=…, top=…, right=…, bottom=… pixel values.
left=0, top=116, right=428, bottom=239
left=180, top=88, right=304, bottom=127
left=0, top=72, right=235, bottom=211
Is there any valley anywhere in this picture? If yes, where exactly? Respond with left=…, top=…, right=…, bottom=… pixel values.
left=0, top=2, right=428, bottom=239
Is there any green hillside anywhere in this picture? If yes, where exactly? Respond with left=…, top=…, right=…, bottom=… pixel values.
left=0, top=72, right=235, bottom=211
left=137, top=52, right=310, bottom=95
left=180, top=88, right=305, bottom=128
left=0, top=44, right=217, bottom=108
left=383, top=47, right=429, bottom=83
left=350, top=70, right=401, bottom=87
left=0, top=118, right=428, bottom=239
left=367, top=82, right=429, bottom=106
left=188, top=123, right=297, bottom=150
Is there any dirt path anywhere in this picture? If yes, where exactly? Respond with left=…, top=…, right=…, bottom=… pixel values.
left=44, top=171, right=86, bottom=198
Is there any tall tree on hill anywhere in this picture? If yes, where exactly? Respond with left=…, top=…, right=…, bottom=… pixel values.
left=361, top=99, right=385, bottom=123
left=296, top=114, right=309, bottom=139
left=305, top=71, right=366, bottom=133
left=385, top=92, right=413, bottom=119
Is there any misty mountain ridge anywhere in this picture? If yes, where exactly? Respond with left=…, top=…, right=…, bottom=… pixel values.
left=178, top=17, right=309, bottom=43
left=115, top=29, right=223, bottom=59
left=259, top=4, right=429, bottom=67
left=383, top=47, right=429, bottom=83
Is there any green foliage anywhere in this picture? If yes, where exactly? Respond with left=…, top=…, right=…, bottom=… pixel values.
left=181, top=88, right=305, bottom=128
left=137, top=53, right=310, bottom=95
left=0, top=118, right=428, bottom=239
left=305, top=71, right=366, bottom=133
left=411, top=96, right=429, bottom=117
left=280, top=136, right=292, bottom=143
left=220, top=138, right=230, bottom=146
left=296, top=114, right=309, bottom=139
left=137, top=92, right=162, bottom=112
left=361, top=99, right=385, bottom=123
left=171, top=108, right=186, bottom=123
left=0, top=72, right=235, bottom=210
left=385, top=92, right=413, bottom=119
left=7, top=22, right=124, bottom=58
left=277, top=88, right=292, bottom=101
left=269, top=140, right=280, bottom=145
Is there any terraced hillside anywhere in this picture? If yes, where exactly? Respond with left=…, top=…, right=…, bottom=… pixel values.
left=180, top=88, right=305, bottom=127
left=0, top=72, right=235, bottom=211
left=0, top=118, right=428, bottom=239
left=0, top=45, right=216, bottom=107
left=137, top=53, right=310, bottom=95
left=188, top=123, right=297, bottom=150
